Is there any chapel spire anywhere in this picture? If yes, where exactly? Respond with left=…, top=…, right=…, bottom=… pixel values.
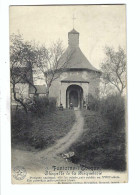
left=68, top=28, right=79, bottom=47
left=68, top=14, right=79, bottom=47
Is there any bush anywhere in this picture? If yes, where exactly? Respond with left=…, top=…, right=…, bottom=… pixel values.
left=88, top=94, right=100, bottom=111
left=11, top=96, right=57, bottom=145
left=48, top=97, right=57, bottom=112
left=11, top=109, right=75, bottom=151
left=28, top=96, right=56, bottom=117
left=100, top=95, right=125, bottom=131
left=11, top=109, right=33, bottom=142
left=29, top=96, right=49, bottom=116
left=70, top=109, right=126, bottom=171
left=88, top=94, right=125, bottom=132
left=70, top=94, right=126, bottom=171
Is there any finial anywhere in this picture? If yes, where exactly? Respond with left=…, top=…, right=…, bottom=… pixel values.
left=72, top=14, right=76, bottom=29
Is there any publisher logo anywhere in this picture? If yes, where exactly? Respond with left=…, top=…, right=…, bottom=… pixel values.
left=13, top=166, right=27, bottom=180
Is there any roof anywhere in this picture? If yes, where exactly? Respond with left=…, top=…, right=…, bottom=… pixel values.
left=68, top=28, right=79, bottom=34
left=29, top=85, right=46, bottom=94
left=58, top=46, right=100, bottom=72
left=61, top=75, right=89, bottom=83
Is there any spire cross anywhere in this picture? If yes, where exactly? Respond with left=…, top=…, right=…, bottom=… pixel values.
left=72, top=14, right=76, bottom=29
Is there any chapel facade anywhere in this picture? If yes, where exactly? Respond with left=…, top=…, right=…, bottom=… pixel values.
left=48, top=28, right=101, bottom=109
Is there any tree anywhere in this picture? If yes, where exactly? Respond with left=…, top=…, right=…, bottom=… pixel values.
left=101, top=46, right=126, bottom=95
left=10, top=33, right=73, bottom=112
left=10, top=34, right=38, bottom=113
left=34, top=41, right=73, bottom=98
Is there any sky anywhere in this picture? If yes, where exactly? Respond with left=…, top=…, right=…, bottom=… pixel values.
left=10, top=5, right=126, bottom=70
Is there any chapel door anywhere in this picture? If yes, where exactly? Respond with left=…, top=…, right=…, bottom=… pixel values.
left=69, top=90, right=78, bottom=107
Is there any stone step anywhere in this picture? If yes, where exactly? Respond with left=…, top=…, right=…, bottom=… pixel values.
left=74, top=107, right=79, bottom=111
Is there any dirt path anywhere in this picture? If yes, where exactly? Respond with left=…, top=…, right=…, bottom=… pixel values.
left=12, top=110, right=84, bottom=172
left=39, top=110, right=84, bottom=157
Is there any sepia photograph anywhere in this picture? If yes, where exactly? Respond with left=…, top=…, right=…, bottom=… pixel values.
left=10, top=5, right=127, bottom=184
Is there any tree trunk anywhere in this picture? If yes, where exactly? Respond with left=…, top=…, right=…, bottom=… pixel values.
left=46, top=88, right=49, bottom=99
left=27, top=80, right=37, bottom=96
left=12, top=83, right=28, bottom=114
left=24, top=73, right=37, bottom=96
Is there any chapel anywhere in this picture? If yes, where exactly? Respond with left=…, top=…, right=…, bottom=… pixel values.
left=47, top=28, right=101, bottom=109
left=11, top=28, right=101, bottom=109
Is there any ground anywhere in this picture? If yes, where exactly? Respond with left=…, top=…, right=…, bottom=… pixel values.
left=70, top=110, right=126, bottom=171
left=12, top=109, right=126, bottom=173
left=12, top=110, right=84, bottom=172
left=12, top=109, right=76, bottom=151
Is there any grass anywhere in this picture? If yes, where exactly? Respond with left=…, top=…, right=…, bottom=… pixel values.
left=70, top=109, right=126, bottom=171
left=11, top=109, right=76, bottom=151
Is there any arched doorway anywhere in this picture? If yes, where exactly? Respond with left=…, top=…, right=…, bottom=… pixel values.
left=66, top=85, right=83, bottom=109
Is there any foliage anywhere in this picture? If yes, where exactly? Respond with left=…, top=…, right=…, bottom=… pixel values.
left=101, top=46, right=126, bottom=95
left=10, top=33, right=69, bottom=113
left=10, top=33, right=37, bottom=113
left=48, top=97, right=57, bottom=112
left=11, top=110, right=76, bottom=150
left=11, top=109, right=33, bottom=141
left=70, top=95, right=126, bottom=171
left=29, top=96, right=49, bottom=116
left=11, top=96, right=57, bottom=143
left=27, top=96, right=56, bottom=117
left=88, top=94, right=100, bottom=111
left=88, top=94, right=125, bottom=132
left=100, top=95, right=126, bottom=131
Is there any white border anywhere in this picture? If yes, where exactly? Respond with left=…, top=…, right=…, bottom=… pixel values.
left=1, top=0, right=140, bottom=194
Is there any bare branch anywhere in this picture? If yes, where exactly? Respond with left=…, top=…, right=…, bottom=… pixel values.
left=101, top=46, right=126, bottom=95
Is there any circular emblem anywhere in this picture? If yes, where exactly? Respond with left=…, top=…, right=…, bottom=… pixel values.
left=13, top=166, right=27, bottom=180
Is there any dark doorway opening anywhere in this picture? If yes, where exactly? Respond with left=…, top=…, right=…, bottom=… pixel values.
left=66, top=85, right=83, bottom=109
left=69, top=90, right=78, bottom=107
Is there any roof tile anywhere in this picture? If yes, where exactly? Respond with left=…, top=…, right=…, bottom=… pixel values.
left=58, top=47, right=100, bottom=72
